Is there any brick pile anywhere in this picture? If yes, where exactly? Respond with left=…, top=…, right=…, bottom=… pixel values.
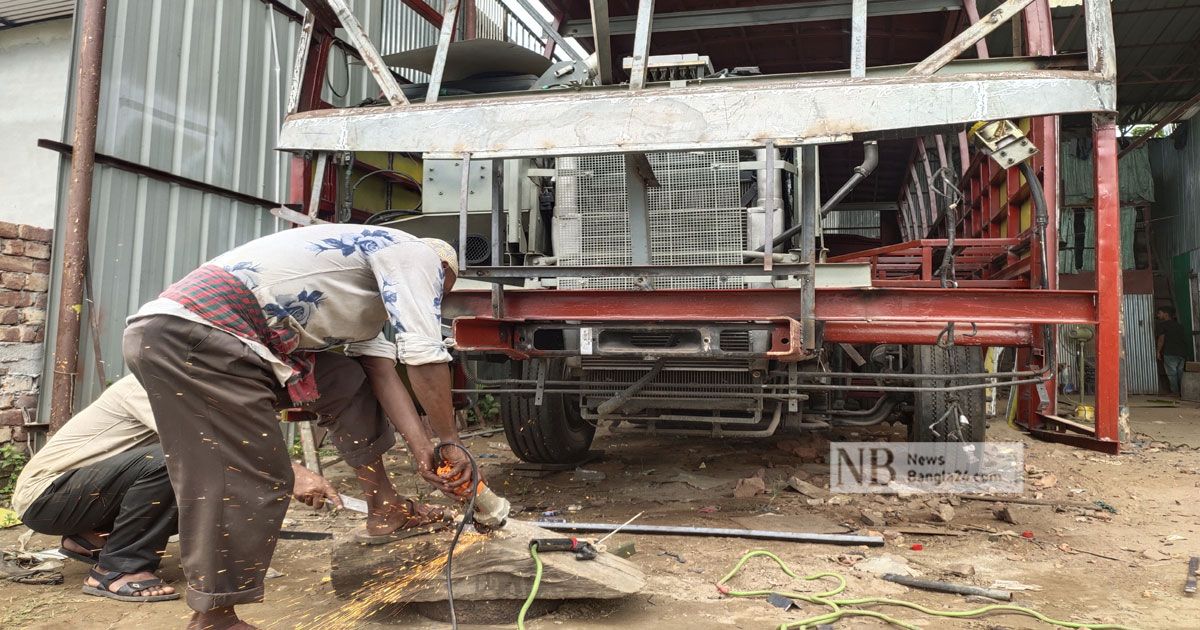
left=0, top=220, right=53, bottom=445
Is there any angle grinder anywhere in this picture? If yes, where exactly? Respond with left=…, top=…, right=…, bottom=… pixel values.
left=437, top=456, right=511, bottom=531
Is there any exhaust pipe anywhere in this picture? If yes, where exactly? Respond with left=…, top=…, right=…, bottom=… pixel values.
left=765, top=140, right=879, bottom=251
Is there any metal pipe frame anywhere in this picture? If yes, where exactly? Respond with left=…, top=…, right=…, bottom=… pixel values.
left=49, top=0, right=107, bottom=431
left=279, top=69, right=1115, bottom=158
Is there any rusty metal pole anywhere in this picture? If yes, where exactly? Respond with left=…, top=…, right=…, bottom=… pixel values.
left=49, top=0, right=108, bottom=432
left=1092, top=113, right=1123, bottom=450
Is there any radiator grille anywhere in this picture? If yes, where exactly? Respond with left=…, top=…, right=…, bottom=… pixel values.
left=555, top=151, right=745, bottom=289
left=719, top=330, right=752, bottom=352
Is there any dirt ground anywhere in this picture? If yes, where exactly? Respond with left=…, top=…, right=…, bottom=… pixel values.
left=2, top=396, right=1199, bottom=630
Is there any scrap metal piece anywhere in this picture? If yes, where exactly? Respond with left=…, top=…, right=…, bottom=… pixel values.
left=1186, top=556, right=1198, bottom=595
left=883, top=573, right=1013, bottom=601
left=528, top=521, right=885, bottom=547
left=597, top=361, right=664, bottom=417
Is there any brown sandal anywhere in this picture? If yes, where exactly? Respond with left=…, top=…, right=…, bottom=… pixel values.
left=353, top=498, right=450, bottom=544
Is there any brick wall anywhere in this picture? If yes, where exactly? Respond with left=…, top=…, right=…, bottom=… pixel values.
left=0, top=221, right=52, bottom=447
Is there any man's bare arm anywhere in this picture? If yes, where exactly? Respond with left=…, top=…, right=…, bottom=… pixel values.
left=359, top=356, right=461, bottom=493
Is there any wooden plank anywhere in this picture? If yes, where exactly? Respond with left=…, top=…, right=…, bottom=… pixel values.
left=330, top=519, right=645, bottom=602
left=909, top=0, right=1037, bottom=76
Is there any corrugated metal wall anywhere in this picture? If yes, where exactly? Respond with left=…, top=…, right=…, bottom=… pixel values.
left=1150, top=123, right=1200, bottom=262
left=1057, top=294, right=1159, bottom=396
left=39, top=0, right=386, bottom=421
left=822, top=208, right=884, bottom=238
left=1122, top=293, right=1160, bottom=395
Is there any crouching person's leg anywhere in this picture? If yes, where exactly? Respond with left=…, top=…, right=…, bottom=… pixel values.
left=20, top=444, right=179, bottom=601
left=126, top=315, right=291, bottom=630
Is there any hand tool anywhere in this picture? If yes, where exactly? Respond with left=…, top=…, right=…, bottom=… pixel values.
left=529, top=537, right=598, bottom=561
left=438, top=454, right=511, bottom=530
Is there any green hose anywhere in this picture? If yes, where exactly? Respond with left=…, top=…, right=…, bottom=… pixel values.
left=517, top=543, right=544, bottom=630
left=715, top=550, right=1136, bottom=630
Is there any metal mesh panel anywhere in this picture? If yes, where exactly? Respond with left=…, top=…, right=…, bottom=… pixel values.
left=555, top=150, right=745, bottom=289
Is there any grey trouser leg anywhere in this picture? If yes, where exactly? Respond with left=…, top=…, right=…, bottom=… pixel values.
left=124, top=315, right=290, bottom=612
left=305, top=352, right=396, bottom=468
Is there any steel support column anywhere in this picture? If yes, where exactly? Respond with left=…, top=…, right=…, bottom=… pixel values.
left=50, top=0, right=107, bottom=431
left=1092, top=114, right=1122, bottom=447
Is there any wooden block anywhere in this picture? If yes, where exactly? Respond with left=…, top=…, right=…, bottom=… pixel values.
left=330, top=519, right=645, bottom=603
left=1185, top=362, right=1200, bottom=373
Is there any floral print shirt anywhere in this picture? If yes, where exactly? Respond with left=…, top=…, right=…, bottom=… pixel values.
left=131, top=225, right=452, bottom=387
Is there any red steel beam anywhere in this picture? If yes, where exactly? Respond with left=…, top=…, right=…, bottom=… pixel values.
left=401, top=0, right=445, bottom=27
left=824, top=322, right=1032, bottom=346
left=444, top=288, right=1098, bottom=326
left=1093, top=115, right=1123, bottom=447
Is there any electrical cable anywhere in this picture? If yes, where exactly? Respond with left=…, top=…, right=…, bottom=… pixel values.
left=326, top=43, right=350, bottom=99
left=516, top=543, right=544, bottom=630
left=716, top=550, right=1135, bottom=630
left=437, top=442, right=479, bottom=630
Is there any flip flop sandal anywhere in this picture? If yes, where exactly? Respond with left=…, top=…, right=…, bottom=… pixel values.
left=82, top=567, right=179, bottom=603
left=58, top=534, right=102, bottom=565
left=353, top=500, right=451, bottom=545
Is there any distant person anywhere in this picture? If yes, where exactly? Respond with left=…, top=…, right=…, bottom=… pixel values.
left=1155, top=305, right=1189, bottom=396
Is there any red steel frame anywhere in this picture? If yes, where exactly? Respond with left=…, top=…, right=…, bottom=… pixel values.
left=288, top=2, right=1124, bottom=453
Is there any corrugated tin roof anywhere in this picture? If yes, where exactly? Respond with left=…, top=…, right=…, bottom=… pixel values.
left=1051, top=0, right=1200, bottom=124
left=0, top=0, right=74, bottom=29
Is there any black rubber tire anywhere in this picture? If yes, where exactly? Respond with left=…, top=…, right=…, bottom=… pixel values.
left=909, top=345, right=987, bottom=442
left=500, top=360, right=595, bottom=464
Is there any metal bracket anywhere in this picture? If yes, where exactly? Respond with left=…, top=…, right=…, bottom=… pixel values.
left=534, top=359, right=548, bottom=407
left=787, top=362, right=799, bottom=413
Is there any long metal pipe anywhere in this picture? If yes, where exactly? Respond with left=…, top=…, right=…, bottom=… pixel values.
left=767, top=141, right=878, bottom=250
left=50, top=0, right=108, bottom=432
left=527, top=521, right=885, bottom=546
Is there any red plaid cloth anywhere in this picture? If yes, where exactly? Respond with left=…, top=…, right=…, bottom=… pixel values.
left=160, top=264, right=319, bottom=403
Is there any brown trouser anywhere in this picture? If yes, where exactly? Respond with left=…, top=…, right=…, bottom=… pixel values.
left=123, top=315, right=394, bottom=612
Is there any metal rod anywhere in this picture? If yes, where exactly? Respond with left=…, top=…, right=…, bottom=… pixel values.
left=39, top=140, right=282, bottom=211
left=909, top=0, right=1037, bottom=76
left=762, top=142, right=777, bottom=270
left=597, top=360, right=663, bottom=416
left=458, top=153, right=472, bottom=271
left=308, top=152, right=328, bottom=219
left=1118, top=91, right=1200, bottom=158
left=286, top=11, right=316, bottom=115
left=628, top=0, right=655, bottom=89
left=324, top=0, right=409, bottom=106
left=427, top=0, right=461, bottom=104
left=589, top=0, right=614, bottom=84
left=50, top=0, right=108, bottom=433
left=882, top=574, right=1013, bottom=601
left=505, top=0, right=581, bottom=61
left=961, top=0, right=989, bottom=59
left=799, top=145, right=818, bottom=351
left=769, top=141, right=878, bottom=250
left=850, top=0, right=867, bottom=78
left=526, top=522, right=885, bottom=547
left=491, top=160, right=504, bottom=318
left=1083, top=0, right=1116, bottom=80
left=460, top=263, right=810, bottom=279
